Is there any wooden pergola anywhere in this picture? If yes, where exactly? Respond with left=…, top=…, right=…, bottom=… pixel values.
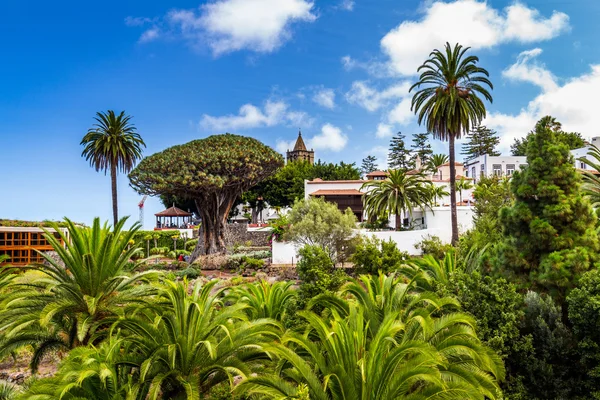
left=155, top=206, right=193, bottom=229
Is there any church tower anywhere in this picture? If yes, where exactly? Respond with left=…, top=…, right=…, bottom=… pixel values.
left=286, top=130, right=315, bottom=165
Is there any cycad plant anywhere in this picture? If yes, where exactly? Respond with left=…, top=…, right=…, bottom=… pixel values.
left=362, top=169, right=433, bottom=230
left=227, top=280, right=297, bottom=321
left=0, top=217, right=156, bottom=372
left=238, top=299, right=504, bottom=399
left=17, top=336, right=147, bottom=400
left=114, top=280, right=282, bottom=399
left=81, top=110, right=145, bottom=227
left=411, top=42, right=493, bottom=245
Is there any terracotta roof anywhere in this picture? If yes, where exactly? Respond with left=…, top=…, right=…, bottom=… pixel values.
left=310, top=189, right=364, bottom=196
left=577, top=168, right=600, bottom=175
left=307, top=179, right=367, bottom=184
left=293, top=131, right=307, bottom=151
left=155, top=206, right=192, bottom=217
left=366, top=170, right=388, bottom=177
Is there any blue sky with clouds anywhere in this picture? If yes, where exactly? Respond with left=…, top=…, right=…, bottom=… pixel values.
left=2, top=0, right=598, bottom=228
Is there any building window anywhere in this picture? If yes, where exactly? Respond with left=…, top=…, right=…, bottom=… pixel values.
left=472, top=167, right=476, bottom=179
left=480, top=164, right=485, bottom=177
left=581, top=162, right=586, bottom=169
left=493, top=164, right=502, bottom=176
left=506, top=164, right=515, bottom=176
left=439, top=170, right=442, bottom=180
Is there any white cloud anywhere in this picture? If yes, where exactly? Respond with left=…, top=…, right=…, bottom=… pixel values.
left=276, top=124, right=348, bottom=153
left=339, top=0, right=354, bottom=11
left=502, top=48, right=558, bottom=92
left=200, top=100, right=311, bottom=131
left=366, top=145, right=389, bottom=169
left=387, top=98, right=413, bottom=125
left=487, top=64, right=600, bottom=152
left=340, top=55, right=392, bottom=78
left=310, top=123, right=348, bottom=151
left=125, top=16, right=156, bottom=26
left=346, top=81, right=410, bottom=112
left=139, top=28, right=161, bottom=43
left=380, top=0, right=569, bottom=75
left=312, top=88, right=336, bottom=109
left=163, top=0, right=316, bottom=55
left=376, top=123, right=394, bottom=138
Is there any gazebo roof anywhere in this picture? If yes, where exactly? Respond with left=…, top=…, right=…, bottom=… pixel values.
left=155, top=206, right=192, bottom=217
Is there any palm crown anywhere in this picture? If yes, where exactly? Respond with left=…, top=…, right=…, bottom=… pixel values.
left=410, top=42, right=492, bottom=244
left=81, top=110, right=145, bottom=226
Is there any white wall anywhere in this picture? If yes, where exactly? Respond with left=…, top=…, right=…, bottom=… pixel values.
left=271, top=207, right=474, bottom=264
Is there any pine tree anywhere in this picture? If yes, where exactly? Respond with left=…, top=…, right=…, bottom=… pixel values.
left=494, top=118, right=599, bottom=300
left=360, top=155, right=378, bottom=176
left=388, top=132, right=414, bottom=170
left=411, top=132, right=433, bottom=166
left=461, top=125, right=500, bottom=160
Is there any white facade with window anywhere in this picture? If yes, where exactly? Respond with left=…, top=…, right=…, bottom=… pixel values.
left=464, top=155, right=527, bottom=183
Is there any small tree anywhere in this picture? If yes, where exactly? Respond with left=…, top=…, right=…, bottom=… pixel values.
left=129, top=134, right=283, bottom=256
left=494, top=118, right=599, bottom=299
left=461, top=125, right=500, bottom=160
left=388, top=132, right=414, bottom=170
left=411, top=132, right=433, bottom=165
left=456, top=176, right=474, bottom=203
left=360, top=155, right=378, bottom=176
left=285, top=197, right=357, bottom=262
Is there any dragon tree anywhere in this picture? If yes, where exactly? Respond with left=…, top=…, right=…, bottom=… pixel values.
left=129, top=134, right=283, bottom=256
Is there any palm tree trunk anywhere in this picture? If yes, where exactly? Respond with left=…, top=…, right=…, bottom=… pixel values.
left=111, top=162, right=118, bottom=227
left=395, top=213, right=401, bottom=231
left=449, top=135, right=459, bottom=246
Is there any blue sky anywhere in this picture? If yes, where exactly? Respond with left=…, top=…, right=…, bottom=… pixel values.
left=2, top=0, right=598, bottom=228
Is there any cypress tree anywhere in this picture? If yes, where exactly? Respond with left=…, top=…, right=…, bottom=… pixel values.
left=411, top=132, right=433, bottom=165
left=494, top=118, right=599, bottom=300
left=388, top=132, right=414, bottom=170
left=461, top=125, right=500, bottom=160
left=360, top=155, right=378, bottom=176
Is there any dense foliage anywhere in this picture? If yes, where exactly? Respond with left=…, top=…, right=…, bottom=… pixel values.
left=510, top=116, right=585, bottom=156
left=360, top=155, right=378, bottom=176
left=284, top=197, right=357, bottom=261
left=411, top=132, right=433, bottom=165
left=494, top=118, right=599, bottom=297
left=129, top=134, right=283, bottom=255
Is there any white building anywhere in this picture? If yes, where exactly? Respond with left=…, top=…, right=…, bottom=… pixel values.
left=304, top=166, right=474, bottom=230
left=464, top=138, right=600, bottom=183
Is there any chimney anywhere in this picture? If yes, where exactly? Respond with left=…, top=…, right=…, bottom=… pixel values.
left=415, top=154, right=422, bottom=171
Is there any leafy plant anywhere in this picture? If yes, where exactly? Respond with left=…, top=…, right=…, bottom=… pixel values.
left=350, top=235, right=409, bottom=274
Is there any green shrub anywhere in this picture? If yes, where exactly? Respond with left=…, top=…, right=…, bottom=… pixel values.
left=243, top=258, right=265, bottom=270
left=185, top=239, right=198, bottom=251
left=133, top=230, right=190, bottom=250
left=175, top=267, right=201, bottom=280
left=415, top=235, right=453, bottom=260
left=351, top=236, right=409, bottom=274
left=150, top=246, right=169, bottom=255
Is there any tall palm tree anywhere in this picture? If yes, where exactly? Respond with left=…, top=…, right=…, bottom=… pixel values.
left=0, top=217, right=157, bottom=372
left=362, top=169, right=433, bottom=231
left=426, top=153, right=449, bottom=177
left=81, top=111, right=146, bottom=227
left=456, top=176, right=474, bottom=203
left=410, top=43, right=493, bottom=245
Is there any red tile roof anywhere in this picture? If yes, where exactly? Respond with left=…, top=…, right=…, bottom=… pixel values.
left=310, top=189, right=364, bottom=196
left=307, top=179, right=367, bottom=184
left=366, top=170, right=388, bottom=177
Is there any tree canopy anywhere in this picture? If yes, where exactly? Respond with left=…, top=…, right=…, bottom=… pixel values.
left=494, top=118, right=599, bottom=298
left=511, top=116, right=585, bottom=156
left=360, top=155, right=378, bottom=176
left=411, top=132, right=433, bottom=165
left=129, top=134, right=283, bottom=255
left=461, top=125, right=500, bottom=160
left=388, top=132, right=414, bottom=170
